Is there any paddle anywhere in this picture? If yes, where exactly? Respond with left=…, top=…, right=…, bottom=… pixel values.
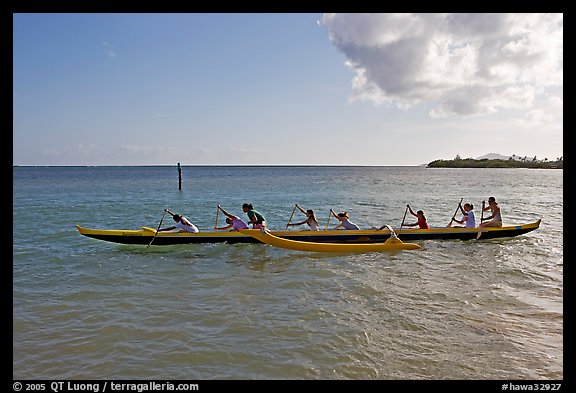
left=286, top=204, right=297, bottom=229
left=448, top=198, right=464, bottom=227
left=215, top=205, right=219, bottom=229
left=476, top=200, right=486, bottom=239
left=147, top=209, right=167, bottom=248
left=400, top=205, right=408, bottom=229
left=325, top=209, right=332, bottom=230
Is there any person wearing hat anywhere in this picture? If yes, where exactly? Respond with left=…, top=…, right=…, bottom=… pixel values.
left=479, top=196, right=502, bottom=227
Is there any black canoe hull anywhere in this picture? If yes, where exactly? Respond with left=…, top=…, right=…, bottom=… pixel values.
left=77, top=220, right=541, bottom=245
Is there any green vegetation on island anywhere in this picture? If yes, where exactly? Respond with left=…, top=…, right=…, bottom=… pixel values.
left=428, top=155, right=563, bottom=169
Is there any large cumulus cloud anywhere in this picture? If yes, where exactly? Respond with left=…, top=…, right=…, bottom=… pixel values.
left=321, top=13, right=563, bottom=119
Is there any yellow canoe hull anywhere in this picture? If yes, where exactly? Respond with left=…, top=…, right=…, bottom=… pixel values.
left=76, top=219, right=541, bottom=245
left=238, top=229, right=421, bottom=252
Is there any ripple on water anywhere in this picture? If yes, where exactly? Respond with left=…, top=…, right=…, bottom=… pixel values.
left=13, top=166, right=563, bottom=379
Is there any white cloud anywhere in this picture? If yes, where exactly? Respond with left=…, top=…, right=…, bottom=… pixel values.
left=515, top=94, right=563, bottom=128
left=117, top=144, right=179, bottom=156
left=41, top=144, right=100, bottom=158
left=38, top=144, right=205, bottom=165
left=226, top=146, right=263, bottom=154
left=321, top=13, right=563, bottom=117
left=102, top=41, right=116, bottom=58
left=34, top=143, right=272, bottom=165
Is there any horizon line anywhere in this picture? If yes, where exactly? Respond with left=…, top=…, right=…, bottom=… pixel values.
left=13, top=164, right=426, bottom=168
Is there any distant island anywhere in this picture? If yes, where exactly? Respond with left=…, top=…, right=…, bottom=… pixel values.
left=428, top=154, right=563, bottom=169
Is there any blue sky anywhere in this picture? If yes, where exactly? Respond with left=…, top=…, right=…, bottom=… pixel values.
left=13, top=13, right=563, bottom=166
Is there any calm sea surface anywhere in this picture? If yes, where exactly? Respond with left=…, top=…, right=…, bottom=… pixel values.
left=13, top=166, right=563, bottom=380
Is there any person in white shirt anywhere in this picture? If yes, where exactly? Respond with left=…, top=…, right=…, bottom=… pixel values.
left=158, top=209, right=199, bottom=233
left=330, top=209, right=360, bottom=230
left=449, top=202, right=476, bottom=228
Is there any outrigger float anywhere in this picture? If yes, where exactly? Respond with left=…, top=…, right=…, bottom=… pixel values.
left=238, top=226, right=421, bottom=252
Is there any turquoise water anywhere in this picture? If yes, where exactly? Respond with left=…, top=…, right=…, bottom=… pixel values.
left=13, top=166, right=563, bottom=379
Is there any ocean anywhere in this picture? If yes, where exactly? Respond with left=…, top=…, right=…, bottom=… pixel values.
left=13, top=166, right=563, bottom=380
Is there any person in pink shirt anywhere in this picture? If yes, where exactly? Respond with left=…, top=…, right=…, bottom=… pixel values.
left=214, top=204, right=249, bottom=231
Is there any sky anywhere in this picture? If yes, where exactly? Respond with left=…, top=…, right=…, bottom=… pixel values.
left=12, top=13, right=563, bottom=166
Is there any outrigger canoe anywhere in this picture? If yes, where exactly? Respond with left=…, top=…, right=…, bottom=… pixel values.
left=238, top=227, right=421, bottom=252
left=76, top=219, right=540, bottom=246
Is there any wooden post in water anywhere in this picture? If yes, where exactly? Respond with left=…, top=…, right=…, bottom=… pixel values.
left=177, top=163, right=182, bottom=190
